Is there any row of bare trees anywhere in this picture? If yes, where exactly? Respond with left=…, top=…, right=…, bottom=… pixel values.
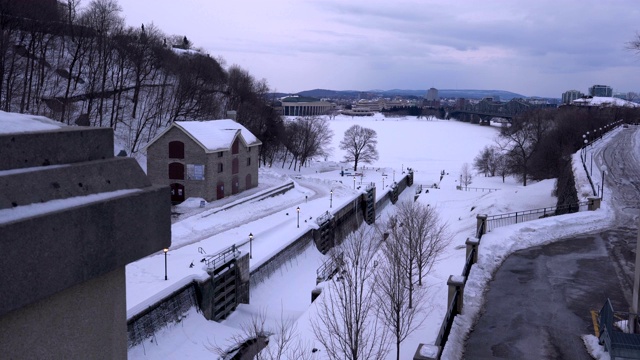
left=313, top=201, right=449, bottom=360
left=473, top=106, right=640, bottom=188
left=0, top=0, right=283, bottom=157
left=214, top=201, right=449, bottom=360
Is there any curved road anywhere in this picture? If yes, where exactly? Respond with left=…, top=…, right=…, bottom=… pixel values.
left=465, top=126, right=640, bottom=359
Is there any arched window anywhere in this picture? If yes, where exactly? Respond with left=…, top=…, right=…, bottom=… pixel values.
left=232, top=176, right=239, bottom=194
left=232, top=158, right=239, bottom=174
left=168, top=141, right=184, bottom=159
left=232, top=138, right=239, bottom=154
left=168, top=162, right=184, bottom=179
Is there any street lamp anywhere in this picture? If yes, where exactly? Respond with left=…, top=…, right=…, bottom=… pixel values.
left=163, top=248, right=168, bottom=280
left=249, top=233, right=253, bottom=259
left=330, top=190, right=333, bottom=208
left=353, top=176, right=356, bottom=189
left=296, top=206, right=300, bottom=228
left=382, top=176, right=385, bottom=189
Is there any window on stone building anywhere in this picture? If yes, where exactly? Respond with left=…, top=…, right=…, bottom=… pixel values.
left=232, top=158, right=239, bottom=174
left=168, top=141, right=184, bottom=159
left=232, top=138, right=239, bottom=154
left=168, top=162, right=184, bottom=179
left=246, top=157, right=251, bottom=166
left=186, top=164, right=205, bottom=180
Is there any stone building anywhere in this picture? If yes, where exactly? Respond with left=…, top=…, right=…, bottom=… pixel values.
left=0, top=113, right=170, bottom=358
left=146, top=119, right=262, bottom=203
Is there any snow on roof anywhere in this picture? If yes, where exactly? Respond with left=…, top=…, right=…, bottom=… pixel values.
left=573, top=96, right=639, bottom=107
left=0, top=111, right=65, bottom=134
left=174, top=119, right=261, bottom=152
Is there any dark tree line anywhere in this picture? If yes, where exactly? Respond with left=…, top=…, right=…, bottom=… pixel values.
left=0, top=0, right=285, bottom=162
left=473, top=105, right=640, bottom=206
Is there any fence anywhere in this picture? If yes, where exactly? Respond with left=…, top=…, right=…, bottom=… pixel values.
left=485, top=201, right=590, bottom=232
left=428, top=198, right=596, bottom=359
left=456, top=186, right=500, bottom=192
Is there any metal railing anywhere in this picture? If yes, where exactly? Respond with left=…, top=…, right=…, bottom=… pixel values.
left=435, top=289, right=460, bottom=348
left=202, top=245, right=240, bottom=272
left=485, top=201, right=590, bottom=232
left=456, top=186, right=500, bottom=192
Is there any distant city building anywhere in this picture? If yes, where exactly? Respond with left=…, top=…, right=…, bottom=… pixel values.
left=424, top=88, right=440, bottom=107
left=425, top=88, right=439, bottom=101
left=278, top=96, right=334, bottom=116
left=589, top=85, right=613, bottom=97
left=562, top=90, right=584, bottom=104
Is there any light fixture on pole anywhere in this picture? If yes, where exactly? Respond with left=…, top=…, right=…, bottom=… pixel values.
left=330, top=190, right=333, bottom=208
left=382, top=176, right=385, bottom=189
left=163, top=248, right=168, bottom=281
left=353, top=176, right=356, bottom=189
left=249, top=233, right=253, bottom=259
left=296, top=207, right=300, bottom=228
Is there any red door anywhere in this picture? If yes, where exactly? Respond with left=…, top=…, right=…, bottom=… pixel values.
left=170, top=183, right=185, bottom=203
left=216, top=181, right=225, bottom=200
left=232, top=176, right=239, bottom=195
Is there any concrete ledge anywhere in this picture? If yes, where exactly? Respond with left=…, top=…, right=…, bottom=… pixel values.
left=0, top=185, right=171, bottom=317
left=0, top=157, right=151, bottom=209
left=0, top=127, right=113, bottom=171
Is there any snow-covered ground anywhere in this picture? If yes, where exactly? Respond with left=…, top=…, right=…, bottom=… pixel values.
left=127, top=114, right=620, bottom=359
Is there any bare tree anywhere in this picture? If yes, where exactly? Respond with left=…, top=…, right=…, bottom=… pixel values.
left=339, top=125, right=379, bottom=171
left=460, top=162, right=473, bottom=189
left=283, top=117, right=333, bottom=171
left=499, top=109, right=553, bottom=186
left=473, top=145, right=501, bottom=177
left=210, top=308, right=311, bottom=360
left=375, top=235, right=426, bottom=360
left=311, top=227, right=389, bottom=360
left=375, top=201, right=448, bottom=360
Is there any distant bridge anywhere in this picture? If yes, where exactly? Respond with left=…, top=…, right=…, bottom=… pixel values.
left=447, top=98, right=549, bottom=124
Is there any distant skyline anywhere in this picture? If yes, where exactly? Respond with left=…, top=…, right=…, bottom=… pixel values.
left=116, top=0, right=640, bottom=98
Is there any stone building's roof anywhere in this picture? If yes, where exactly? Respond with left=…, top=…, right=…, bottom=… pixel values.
left=147, top=119, right=262, bottom=152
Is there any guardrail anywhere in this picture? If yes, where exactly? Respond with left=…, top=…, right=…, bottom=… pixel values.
left=456, top=186, right=500, bottom=192
left=485, top=201, right=590, bottom=232
left=202, top=245, right=240, bottom=272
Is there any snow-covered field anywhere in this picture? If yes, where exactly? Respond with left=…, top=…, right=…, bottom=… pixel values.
left=127, top=114, right=618, bottom=359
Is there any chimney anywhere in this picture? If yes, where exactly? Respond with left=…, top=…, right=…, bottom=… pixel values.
left=227, top=110, right=237, bottom=121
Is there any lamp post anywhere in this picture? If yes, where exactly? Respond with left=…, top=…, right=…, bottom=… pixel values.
left=583, top=139, right=588, bottom=159
left=330, top=190, right=333, bottom=208
left=600, top=127, right=603, bottom=139
left=382, top=176, right=385, bottom=189
left=601, top=166, right=607, bottom=201
left=353, top=176, right=356, bottom=189
left=163, top=248, right=168, bottom=280
left=249, top=233, right=253, bottom=259
left=586, top=131, right=590, bottom=142
left=296, top=206, right=300, bottom=228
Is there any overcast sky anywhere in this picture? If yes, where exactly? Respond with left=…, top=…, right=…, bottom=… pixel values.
left=116, top=0, right=640, bottom=98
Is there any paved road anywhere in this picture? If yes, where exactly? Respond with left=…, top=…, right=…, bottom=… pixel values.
left=465, top=127, right=639, bottom=359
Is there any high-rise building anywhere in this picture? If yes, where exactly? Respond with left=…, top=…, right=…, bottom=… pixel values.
left=425, top=88, right=439, bottom=101
left=588, top=85, right=613, bottom=97
left=562, top=90, right=584, bottom=104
